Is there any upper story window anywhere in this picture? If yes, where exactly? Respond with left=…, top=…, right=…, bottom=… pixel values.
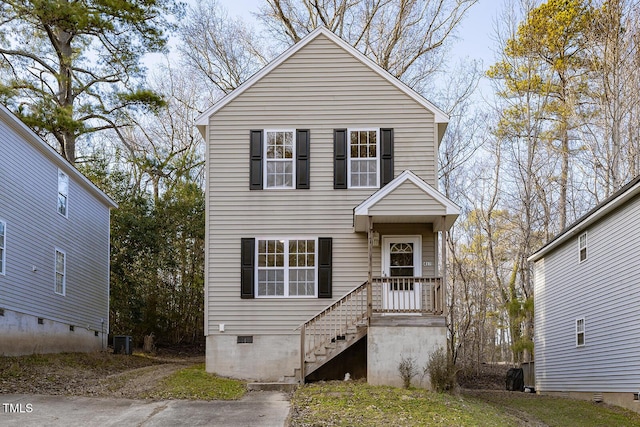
left=348, top=129, right=379, bottom=188
left=576, top=318, right=585, bottom=346
left=578, top=232, right=587, bottom=263
left=55, top=248, right=66, bottom=295
left=0, top=220, right=5, bottom=275
left=256, top=238, right=316, bottom=297
left=265, top=130, right=295, bottom=189
left=57, top=169, right=69, bottom=217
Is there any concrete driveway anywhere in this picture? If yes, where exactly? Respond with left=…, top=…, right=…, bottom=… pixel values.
left=0, top=391, right=290, bottom=427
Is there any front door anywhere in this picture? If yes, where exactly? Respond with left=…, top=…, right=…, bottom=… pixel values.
left=382, top=236, right=422, bottom=311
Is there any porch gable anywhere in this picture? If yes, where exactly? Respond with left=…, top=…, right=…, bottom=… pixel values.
left=353, top=170, right=459, bottom=232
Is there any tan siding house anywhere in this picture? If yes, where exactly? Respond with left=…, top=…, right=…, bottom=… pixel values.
left=197, top=27, right=459, bottom=386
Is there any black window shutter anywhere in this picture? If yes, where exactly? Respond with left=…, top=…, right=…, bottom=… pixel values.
left=296, top=129, right=310, bottom=189
left=249, top=130, right=263, bottom=190
left=318, top=237, right=333, bottom=298
left=334, top=129, right=347, bottom=189
left=240, top=238, right=255, bottom=299
left=381, top=128, right=394, bottom=186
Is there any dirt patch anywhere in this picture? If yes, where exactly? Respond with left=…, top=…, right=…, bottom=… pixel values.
left=0, top=351, right=203, bottom=398
left=463, top=390, right=549, bottom=426
left=85, top=363, right=188, bottom=398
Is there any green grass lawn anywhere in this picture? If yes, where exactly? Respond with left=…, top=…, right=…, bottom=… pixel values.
left=464, top=390, right=640, bottom=427
left=145, top=363, right=246, bottom=400
left=289, top=381, right=640, bottom=427
left=290, top=381, right=519, bottom=426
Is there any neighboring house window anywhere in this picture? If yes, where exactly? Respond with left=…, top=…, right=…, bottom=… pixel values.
left=578, top=232, right=587, bottom=262
left=576, top=318, right=585, bottom=346
left=55, top=249, right=66, bottom=295
left=265, top=130, right=295, bottom=188
left=348, top=129, right=378, bottom=188
left=256, top=238, right=316, bottom=297
left=0, top=220, right=5, bottom=275
left=58, top=169, right=69, bottom=217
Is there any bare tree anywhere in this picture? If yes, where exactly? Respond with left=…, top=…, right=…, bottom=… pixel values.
left=178, top=0, right=271, bottom=96
left=259, top=0, right=478, bottom=92
left=581, top=0, right=640, bottom=199
left=120, top=60, right=207, bottom=200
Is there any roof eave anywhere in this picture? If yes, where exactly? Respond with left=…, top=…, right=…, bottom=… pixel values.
left=528, top=177, right=640, bottom=262
left=0, top=104, right=118, bottom=209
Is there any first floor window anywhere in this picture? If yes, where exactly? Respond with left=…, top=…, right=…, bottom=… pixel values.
left=0, top=220, right=5, bottom=275
left=578, top=232, right=587, bottom=262
left=55, top=249, right=66, bottom=295
left=257, top=238, right=316, bottom=297
left=265, top=130, right=295, bottom=188
left=349, top=129, right=378, bottom=188
left=58, top=169, right=69, bottom=217
left=576, top=318, right=585, bottom=346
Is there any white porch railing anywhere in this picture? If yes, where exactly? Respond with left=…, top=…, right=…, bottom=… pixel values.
left=371, top=277, right=443, bottom=314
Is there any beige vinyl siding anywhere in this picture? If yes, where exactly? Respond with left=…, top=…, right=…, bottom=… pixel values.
left=533, top=195, right=640, bottom=392
left=0, top=115, right=111, bottom=331
left=368, top=181, right=446, bottom=216
left=206, top=34, right=441, bottom=335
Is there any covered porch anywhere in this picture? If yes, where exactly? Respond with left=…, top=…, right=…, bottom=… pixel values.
left=299, top=170, right=460, bottom=385
left=354, top=169, right=459, bottom=319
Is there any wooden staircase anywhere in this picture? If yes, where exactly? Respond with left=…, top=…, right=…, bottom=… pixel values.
left=298, top=281, right=369, bottom=381
left=297, top=277, right=444, bottom=382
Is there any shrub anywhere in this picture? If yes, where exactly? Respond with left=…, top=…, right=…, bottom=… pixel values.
left=425, top=347, right=456, bottom=392
left=397, top=355, right=418, bottom=389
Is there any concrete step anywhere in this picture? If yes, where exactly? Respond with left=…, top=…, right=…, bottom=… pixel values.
left=247, top=382, right=299, bottom=392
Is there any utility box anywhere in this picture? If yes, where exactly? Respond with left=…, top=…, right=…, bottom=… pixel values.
left=113, top=335, right=132, bottom=355
left=506, top=368, right=524, bottom=392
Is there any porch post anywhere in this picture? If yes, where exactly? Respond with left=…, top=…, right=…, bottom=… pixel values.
left=367, top=215, right=373, bottom=320
left=441, top=215, right=447, bottom=317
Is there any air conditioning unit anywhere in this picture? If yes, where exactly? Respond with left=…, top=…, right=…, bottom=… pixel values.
left=113, top=335, right=132, bottom=355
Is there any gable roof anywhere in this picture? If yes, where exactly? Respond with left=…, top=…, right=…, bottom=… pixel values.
left=528, top=175, right=640, bottom=262
left=195, top=26, right=449, bottom=129
left=353, top=170, right=460, bottom=232
left=0, top=103, right=117, bottom=209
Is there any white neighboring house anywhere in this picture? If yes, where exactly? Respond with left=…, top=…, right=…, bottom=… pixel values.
left=0, top=104, right=117, bottom=356
left=196, top=27, right=459, bottom=387
left=529, top=176, right=640, bottom=412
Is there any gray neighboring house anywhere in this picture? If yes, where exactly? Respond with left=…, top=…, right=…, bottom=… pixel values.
left=529, top=176, right=640, bottom=412
left=0, top=104, right=117, bottom=356
left=196, top=27, right=459, bottom=387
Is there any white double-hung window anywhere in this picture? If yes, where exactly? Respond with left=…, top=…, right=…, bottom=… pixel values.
left=256, top=238, right=316, bottom=297
left=576, top=318, right=585, bottom=346
left=578, top=232, right=587, bottom=262
left=265, top=130, right=295, bottom=188
left=348, top=129, right=378, bottom=188
left=57, top=169, right=69, bottom=217
left=55, top=248, right=66, bottom=295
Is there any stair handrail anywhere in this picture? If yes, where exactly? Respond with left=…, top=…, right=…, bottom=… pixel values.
left=295, top=280, right=369, bottom=331
left=298, top=280, right=369, bottom=381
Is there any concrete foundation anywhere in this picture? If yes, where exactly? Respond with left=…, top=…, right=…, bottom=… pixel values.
left=206, top=334, right=299, bottom=381
left=0, top=309, right=106, bottom=356
left=206, top=317, right=447, bottom=387
left=367, top=316, right=446, bottom=389
left=541, top=390, right=640, bottom=414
